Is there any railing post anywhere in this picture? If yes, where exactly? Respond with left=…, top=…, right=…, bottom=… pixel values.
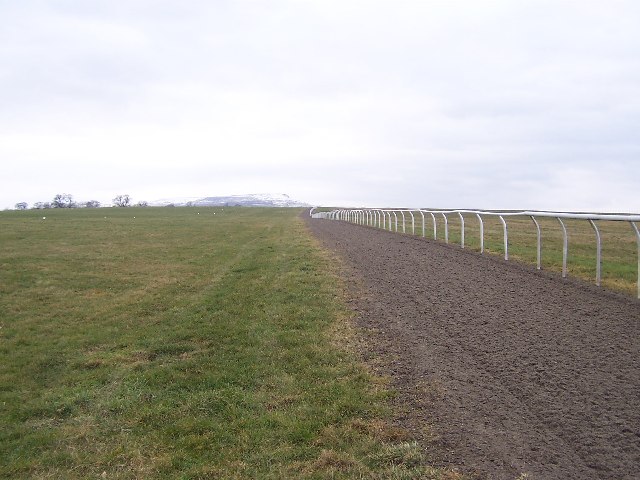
left=430, top=212, right=437, bottom=239
left=401, top=211, right=406, bottom=233
left=499, top=215, right=508, bottom=260
left=557, top=217, right=568, bottom=278
left=589, top=220, right=601, bottom=286
left=476, top=213, right=484, bottom=253
left=393, top=211, right=398, bottom=232
left=442, top=213, right=449, bottom=244
left=530, top=215, right=541, bottom=270
left=409, top=210, right=415, bottom=235
left=457, top=212, right=465, bottom=248
left=420, top=211, right=425, bottom=237
left=631, top=222, right=640, bottom=299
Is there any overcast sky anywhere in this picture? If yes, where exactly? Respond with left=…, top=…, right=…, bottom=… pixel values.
left=1, top=0, right=639, bottom=211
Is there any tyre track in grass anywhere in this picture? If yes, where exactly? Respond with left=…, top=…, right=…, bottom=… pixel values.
left=306, top=218, right=640, bottom=480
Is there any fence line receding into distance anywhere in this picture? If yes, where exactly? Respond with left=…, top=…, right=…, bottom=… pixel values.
left=310, top=207, right=640, bottom=299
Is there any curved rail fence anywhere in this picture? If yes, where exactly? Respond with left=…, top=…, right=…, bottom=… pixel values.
left=310, top=207, right=640, bottom=298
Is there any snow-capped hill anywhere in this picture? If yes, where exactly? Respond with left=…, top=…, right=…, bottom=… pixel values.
left=195, top=193, right=309, bottom=207
left=148, top=197, right=201, bottom=207
left=150, top=194, right=309, bottom=207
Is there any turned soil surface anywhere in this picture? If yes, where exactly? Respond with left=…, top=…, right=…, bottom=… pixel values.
left=307, top=218, right=640, bottom=480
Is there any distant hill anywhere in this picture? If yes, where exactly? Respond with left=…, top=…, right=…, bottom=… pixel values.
left=150, top=193, right=309, bottom=208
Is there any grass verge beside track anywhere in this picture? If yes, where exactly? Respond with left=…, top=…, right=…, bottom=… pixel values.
left=0, top=207, right=459, bottom=479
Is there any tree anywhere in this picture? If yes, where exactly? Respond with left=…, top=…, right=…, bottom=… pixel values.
left=52, top=193, right=76, bottom=208
left=136, top=201, right=148, bottom=207
left=33, top=202, right=51, bottom=209
left=113, top=194, right=131, bottom=207
left=84, top=200, right=101, bottom=208
left=15, top=202, right=28, bottom=210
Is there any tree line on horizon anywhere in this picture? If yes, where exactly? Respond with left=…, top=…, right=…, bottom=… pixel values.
left=13, top=194, right=148, bottom=210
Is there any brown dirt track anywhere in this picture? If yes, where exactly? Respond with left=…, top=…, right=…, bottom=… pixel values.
left=307, top=218, right=640, bottom=480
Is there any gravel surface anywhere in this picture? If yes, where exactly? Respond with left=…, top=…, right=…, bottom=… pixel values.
left=307, top=218, right=640, bottom=480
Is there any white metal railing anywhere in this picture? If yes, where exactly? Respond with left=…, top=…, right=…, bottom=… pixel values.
left=311, top=207, right=640, bottom=298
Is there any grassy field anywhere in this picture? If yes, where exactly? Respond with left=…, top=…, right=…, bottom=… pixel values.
left=0, top=207, right=460, bottom=479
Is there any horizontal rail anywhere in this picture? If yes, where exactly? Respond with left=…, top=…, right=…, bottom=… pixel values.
left=311, top=207, right=640, bottom=299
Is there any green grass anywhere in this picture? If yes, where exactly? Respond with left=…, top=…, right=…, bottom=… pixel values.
left=387, top=212, right=638, bottom=297
left=0, top=207, right=461, bottom=479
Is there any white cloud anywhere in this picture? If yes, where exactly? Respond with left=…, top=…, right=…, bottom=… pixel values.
left=1, top=0, right=639, bottom=211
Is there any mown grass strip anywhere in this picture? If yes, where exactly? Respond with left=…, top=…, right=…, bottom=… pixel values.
left=0, top=207, right=460, bottom=479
